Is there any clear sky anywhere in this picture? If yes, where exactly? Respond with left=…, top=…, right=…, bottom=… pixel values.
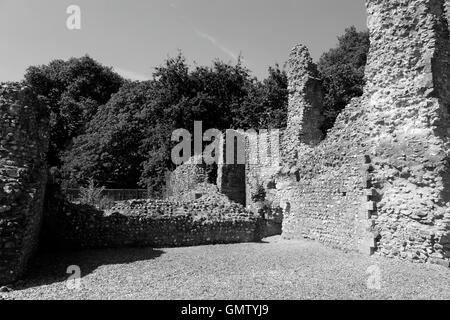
left=0, top=0, right=367, bottom=82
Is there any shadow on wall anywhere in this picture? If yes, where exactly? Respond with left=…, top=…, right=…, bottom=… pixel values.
left=441, top=233, right=450, bottom=259
left=14, top=247, right=165, bottom=291
left=264, top=221, right=282, bottom=238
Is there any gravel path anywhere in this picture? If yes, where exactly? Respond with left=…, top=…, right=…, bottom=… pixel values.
left=2, top=236, right=450, bottom=300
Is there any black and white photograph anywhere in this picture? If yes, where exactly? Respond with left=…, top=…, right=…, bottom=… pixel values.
left=0, top=0, right=450, bottom=307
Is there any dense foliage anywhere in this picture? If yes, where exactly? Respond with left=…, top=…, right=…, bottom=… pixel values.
left=233, top=65, right=288, bottom=130
left=25, top=26, right=368, bottom=196
left=24, top=55, right=124, bottom=166
left=62, top=55, right=288, bottom=196
left=317, top=26, right=370, bottom=133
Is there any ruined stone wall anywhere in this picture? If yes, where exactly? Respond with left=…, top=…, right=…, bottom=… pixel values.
left=364, top=0, right=450, bottom=265
left=213, top=128, right=282, bottom=211
left=279, top=0, right=450, bottom=266
left=217, top=131, right=247, bottom=206
left=0, top=83, right=49, bottom=285
left=279, top=99, right=376, bottom=253
left=284, top=45, right=324, bottom=159
left=45, top=199, right=264, bottom=249
left=271, top=45, right=374, bottom=253
left=245, top=130, right=282, bottom=212
left=217, top=164, right=246, bottom=206
left=166, top=156, right=211, bottom=200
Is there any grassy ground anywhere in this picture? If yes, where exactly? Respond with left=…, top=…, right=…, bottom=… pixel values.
left=2, top=236, right=450, bottom=300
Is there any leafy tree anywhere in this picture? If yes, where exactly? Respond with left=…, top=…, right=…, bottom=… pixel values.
left=62, top=54, right=288, bottom=196
left=61, top=81, right=153, bottom=188
left=234, top=64, right=288, bottom=130
left=36, top=28, right=369, bottom=196
left=317, top=26, right=370, bottom=134
left=260, top=65, right=288, bottom=129
left=24, top=55, right=124, bottom=166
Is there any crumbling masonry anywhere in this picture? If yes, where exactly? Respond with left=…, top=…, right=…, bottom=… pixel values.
left=148, top=0, right=450, bottom=266
left=269, top=0, right=450, bottom=266
left=284, top=44, right=324, bottom=156
left=0, top=84, right=49, bottom=284
left=1, top=0, right=450, bottom=287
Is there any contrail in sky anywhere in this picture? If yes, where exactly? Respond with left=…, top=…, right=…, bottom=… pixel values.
left=169, top=2, right=240, bottom=62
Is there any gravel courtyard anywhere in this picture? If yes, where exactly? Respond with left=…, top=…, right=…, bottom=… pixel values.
left=3, top=236, right=450, bottom=300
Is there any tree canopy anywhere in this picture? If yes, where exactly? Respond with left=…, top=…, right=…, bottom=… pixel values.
left=24, top=55, right=124, bottom=166
left=317, top=26, right=370, bottom=134
left=62, top=54, right=288, bottom=196
left=24, top=26, right=369, bottom=196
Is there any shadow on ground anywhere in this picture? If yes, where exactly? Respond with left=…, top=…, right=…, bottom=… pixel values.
left=14, top=247, right=165, bottom=290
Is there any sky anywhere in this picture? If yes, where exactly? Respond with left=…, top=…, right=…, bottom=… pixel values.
left=0, top=0, right=367, bottom=82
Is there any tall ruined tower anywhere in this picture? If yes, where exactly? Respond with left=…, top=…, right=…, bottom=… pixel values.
left=284, top=45, right=324, bottom=158
left=280, top=0, right=450, bottom=266
left=0, top=84, right=49, bottom=285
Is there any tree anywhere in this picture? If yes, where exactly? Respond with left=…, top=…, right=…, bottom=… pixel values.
left=24, top=55, right=124, bottom=166
left=235, top=65, right=288, bottom=130
left=61, top=81, right=153, bottom=188
left=38, top=28, right=369, bottom=195
left=62, top=53, right=288, bottom=196
left=317, top=26, right=370, bottom=134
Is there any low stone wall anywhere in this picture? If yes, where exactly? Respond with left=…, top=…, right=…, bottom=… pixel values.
left=0, top=83, right=49, bottom=285
left=44, top=198, right=265, bottom=249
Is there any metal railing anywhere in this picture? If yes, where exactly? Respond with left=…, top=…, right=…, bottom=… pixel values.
left=63, top=188, right=150, bottom=202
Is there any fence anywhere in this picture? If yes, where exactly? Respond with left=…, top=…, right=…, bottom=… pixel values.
left=63, top=188, right=150, bottom=202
